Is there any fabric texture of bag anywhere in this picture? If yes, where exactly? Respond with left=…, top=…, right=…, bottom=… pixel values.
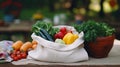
left=28, top=26, right=88, bottom=62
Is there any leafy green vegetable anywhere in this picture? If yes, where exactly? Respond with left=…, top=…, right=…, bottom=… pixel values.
left=72, top=20, right=115, bottom=42
left=32, top=21, right=59, bottom=37
left=32, top=21, right=52, bottom=32
left=49, top=27, right=59, bottom=37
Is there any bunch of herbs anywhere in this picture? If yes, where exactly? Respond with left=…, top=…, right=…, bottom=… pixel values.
left=73, top=20, right=115, bottom=42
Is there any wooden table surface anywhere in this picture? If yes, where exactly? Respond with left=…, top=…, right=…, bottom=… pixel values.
left=0, top=63, right=120, bottom=67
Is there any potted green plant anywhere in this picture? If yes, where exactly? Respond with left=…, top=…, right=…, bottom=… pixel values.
left=73, top=20, right=115, bottom=58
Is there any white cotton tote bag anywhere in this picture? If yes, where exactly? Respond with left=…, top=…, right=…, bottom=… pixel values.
left=28, top=26, right=88, bottom=62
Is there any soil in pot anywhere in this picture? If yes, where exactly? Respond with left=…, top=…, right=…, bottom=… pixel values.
left=84, top=35, right=115, bottom=58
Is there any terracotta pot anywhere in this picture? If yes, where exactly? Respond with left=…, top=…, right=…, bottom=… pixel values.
left=84, top=35, right=115, bottom=58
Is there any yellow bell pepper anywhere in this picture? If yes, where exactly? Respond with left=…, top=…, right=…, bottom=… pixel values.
left=63, top=33, right=79, bottom=45
left=73, top=34, right=79, bottom=40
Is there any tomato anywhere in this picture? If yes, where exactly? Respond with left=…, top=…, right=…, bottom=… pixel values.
left=54, top=32, right=64, bottom=39
left=12, top=50, right=17, bottom=55
left=17, top=54, right=22, bottom=59
left=60, top=27, right=67, bottom=35
left=21, top=52, right=27, bottom=58
left=10, top=54, right=16, bottom=58
left=58, top=32, right=64, bottom=39
left=16, top=51, right=21, bottom=55
left=60, top=27, right=67, bottom=33
left=13, top=56, right=19, bottom=61
left=54, top=33, right=59, bottom=39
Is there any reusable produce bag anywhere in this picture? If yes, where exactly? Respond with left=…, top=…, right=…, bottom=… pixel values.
left=28, top=26, right=88, bottom=62
left=0, top=41, right=13, bottom=63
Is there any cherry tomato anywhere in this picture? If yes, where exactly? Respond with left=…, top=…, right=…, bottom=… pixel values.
left=16, top=51, right=21, bottom=55
left=21, top=52, right=27, bottom=58
left=10, top=54, right=16, bottom=58
left=17, top=54, right=22, bottom=59
left=13, top=56, right=19, bottom=61
left=12, top=50, right=17, bottom=55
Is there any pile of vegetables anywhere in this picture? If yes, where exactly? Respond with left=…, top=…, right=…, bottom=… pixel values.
left=10, top=40, right=38, bottom=61
left=4, top=21, right=80, bottom=62
left=9, top=21, right=80, bottom=61
left=32, top=21, right=79, bottom=45
left=54, top=27, right=79, bottom=45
